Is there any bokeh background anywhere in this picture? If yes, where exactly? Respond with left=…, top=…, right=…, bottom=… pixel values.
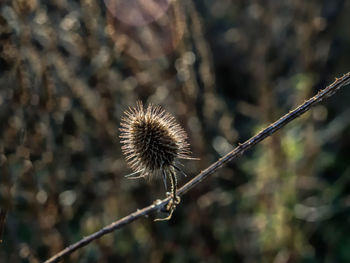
left=1, top=0, right=350, bottom=262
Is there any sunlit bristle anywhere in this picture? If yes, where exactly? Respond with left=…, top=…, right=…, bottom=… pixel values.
left=119, top=101, right=191, bottom=179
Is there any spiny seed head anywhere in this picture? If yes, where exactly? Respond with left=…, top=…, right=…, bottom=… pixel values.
left=119, top=101, right=191, bottom=178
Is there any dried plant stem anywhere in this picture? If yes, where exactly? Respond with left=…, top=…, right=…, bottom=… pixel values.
left=44, top=72, right=350, bottom=263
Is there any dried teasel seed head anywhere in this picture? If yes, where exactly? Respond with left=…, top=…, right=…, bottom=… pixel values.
left=119, top=101, right=192, bottom=179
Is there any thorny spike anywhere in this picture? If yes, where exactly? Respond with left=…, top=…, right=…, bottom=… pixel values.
left=119, top=101, right=197, bottom=220
left=124, top=169, right=144, bottom=179
left=162, top=170, right=168, bottom=191
left=173, top=165, right=188, bottom=177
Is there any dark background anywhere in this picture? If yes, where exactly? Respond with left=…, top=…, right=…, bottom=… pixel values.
left=1, top=0, right=350, bottom=262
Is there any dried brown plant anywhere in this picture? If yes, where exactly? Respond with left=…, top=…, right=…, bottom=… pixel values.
left=119, top=101, right=195, bottom=220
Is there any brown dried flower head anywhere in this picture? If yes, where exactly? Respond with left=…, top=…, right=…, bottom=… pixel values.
left=119, top=101, right=192, bottom=179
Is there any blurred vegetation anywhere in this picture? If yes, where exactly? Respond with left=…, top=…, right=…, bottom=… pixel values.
left=1, top=0, right=350, bottom=262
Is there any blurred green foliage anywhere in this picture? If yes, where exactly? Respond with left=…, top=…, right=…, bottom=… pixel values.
left=0, top=0, right=350, bottom=262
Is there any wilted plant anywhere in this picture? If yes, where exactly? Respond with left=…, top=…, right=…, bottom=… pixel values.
left=119, top=101, right=196, bottom=220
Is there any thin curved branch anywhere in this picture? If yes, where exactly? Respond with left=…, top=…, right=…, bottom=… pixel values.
left=44, top=72, right=350, bottom=263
